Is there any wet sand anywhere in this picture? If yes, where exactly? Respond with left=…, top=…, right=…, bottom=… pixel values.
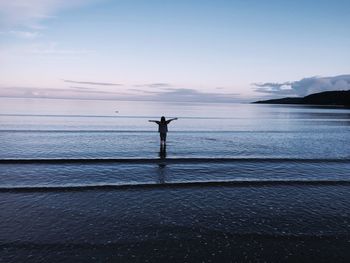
left=1, top=184, right=350, bottom=262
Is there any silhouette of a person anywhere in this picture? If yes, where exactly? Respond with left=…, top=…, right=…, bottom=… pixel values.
left=149, top=116, right=178, bottom=145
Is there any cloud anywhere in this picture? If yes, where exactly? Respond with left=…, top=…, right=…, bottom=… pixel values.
left=70, top=86, right=93, bottom=90
left=128, top=86, right=240, bottom=102
left=0, top=0, right=94, bottom=29
left=9, top=30, right=40, bottom=39
left=69, top=89, right=130, bottom=95
left=0, top=86, right=242, bottom=103
left=29, top=43, right=94, bottom=55
left=63, top=79, right=122, bottom=86
left=0, top=86, right=131, bottom=100
left=0, top=86, right=71, bottom=98
left=128, top=88, right=159, bottom=94
left=31, top=48, right=94, bottom=55
left=253, top=82, right=292, bottom=88
left=253, top=75, right=350, bottom=97
left=134, top=83, right=173, bottom=88
left=146, top=88, right=240, bottom=103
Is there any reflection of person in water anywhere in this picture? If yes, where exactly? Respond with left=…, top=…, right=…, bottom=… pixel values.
left=158, top=143, right=167, bottom=182
left=149, top=116, right=178, bottom=145
left=159, top=143, right=167, bottom=159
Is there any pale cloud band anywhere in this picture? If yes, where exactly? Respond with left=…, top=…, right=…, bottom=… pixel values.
left=133, top=83, right=173, bottom=88
left=0, top=0, right=94, bottom=29
left=253, top=75, right=350, bottom=97
left=63, top=79, right=122, bottom=86
left=0, top=85, right=241, bottom=103
left=9, top=30, right=40, bottom=39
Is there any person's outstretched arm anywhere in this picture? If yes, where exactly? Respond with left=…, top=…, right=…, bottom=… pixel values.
left=166, top=118, right=178, bottom=124
left=149, top=120, right=160, bottom=124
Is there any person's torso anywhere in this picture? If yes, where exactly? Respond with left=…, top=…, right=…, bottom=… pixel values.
left=158, top=123, right=168, bottom=133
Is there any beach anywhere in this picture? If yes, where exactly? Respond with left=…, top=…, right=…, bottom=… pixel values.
left=1, top=180, right=350, bottom=262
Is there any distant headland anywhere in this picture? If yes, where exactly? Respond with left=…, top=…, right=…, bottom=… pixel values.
left=253, top=90, right=350, bottom=106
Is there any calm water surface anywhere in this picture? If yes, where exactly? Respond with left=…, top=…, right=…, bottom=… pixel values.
left=1, top=97, right=349, bottom=159
left=0, top=98, right=349, bottom=262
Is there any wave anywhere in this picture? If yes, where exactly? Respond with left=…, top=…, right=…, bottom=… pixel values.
left=0, top=232, right=346, bottom=249
left=0, top=130, right=157, bottom=133
left=0, top=113, right=236, bottom=120
left=0, top=130, right=315, bottom=133
left=1, top=113, right=349, bottom=121
left=0, top=232, right=347, bottom=249
left=1, top=180, right=350, bottom=192
left=0, top=157, right=349, bottom=164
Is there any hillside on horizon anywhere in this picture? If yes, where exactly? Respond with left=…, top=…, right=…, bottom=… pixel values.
left=253, top=90, right=350, bottom=106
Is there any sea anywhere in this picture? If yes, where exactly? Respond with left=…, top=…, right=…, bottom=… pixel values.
left=0, top=97, right=350, bottom=262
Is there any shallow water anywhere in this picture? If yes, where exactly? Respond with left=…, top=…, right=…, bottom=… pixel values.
left=0, top=98, right=349, bottom=261
left=1, top=98, right=349, bottom=160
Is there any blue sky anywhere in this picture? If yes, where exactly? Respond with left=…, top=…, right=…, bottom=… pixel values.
left=0, top=0, right=349, bottom=102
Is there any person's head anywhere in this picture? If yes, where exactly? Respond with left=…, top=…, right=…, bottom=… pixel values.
left=161, top=116, right=166, bottom=123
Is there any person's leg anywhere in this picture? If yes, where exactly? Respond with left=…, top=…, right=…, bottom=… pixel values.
left=160, top=133, right=165, bottom=144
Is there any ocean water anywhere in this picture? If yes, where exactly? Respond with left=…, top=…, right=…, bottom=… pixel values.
left=1, top=98, right=350, bottom=262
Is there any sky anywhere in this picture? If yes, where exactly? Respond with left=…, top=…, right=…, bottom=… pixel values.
left=0, top=0, right=350, bottom=102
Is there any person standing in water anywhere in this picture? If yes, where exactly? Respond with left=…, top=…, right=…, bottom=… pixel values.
left=149, top=116, right=178, bottom=145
